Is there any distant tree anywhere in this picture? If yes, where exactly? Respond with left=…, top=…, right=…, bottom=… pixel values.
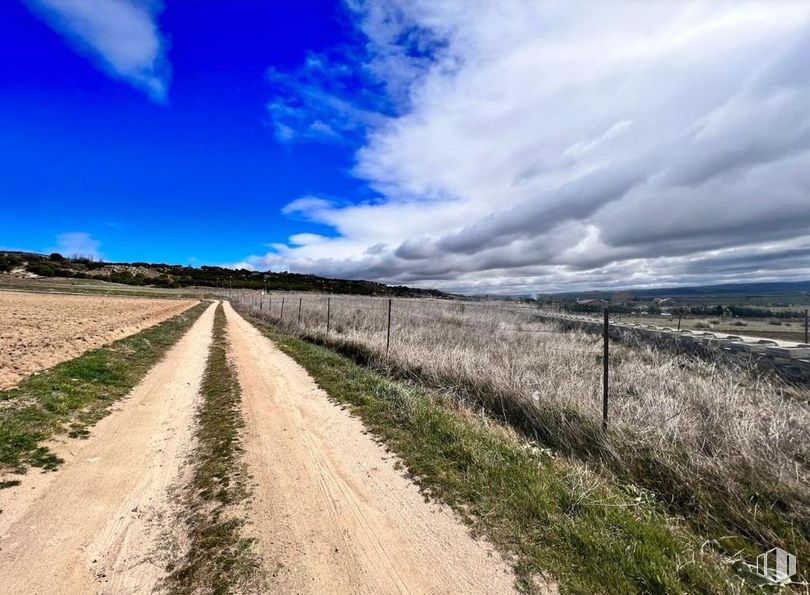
left=49, top=252, right=65, bottom=261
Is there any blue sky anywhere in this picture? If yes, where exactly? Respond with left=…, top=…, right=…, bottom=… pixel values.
left=3, top=1, right=810, bottom=293
left=1, top=0, right=366, bottom=265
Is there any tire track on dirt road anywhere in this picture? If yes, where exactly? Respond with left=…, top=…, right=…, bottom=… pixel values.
left=0, top=301, right=217, bottom=594
left=224, top=301, right=516, bottom=594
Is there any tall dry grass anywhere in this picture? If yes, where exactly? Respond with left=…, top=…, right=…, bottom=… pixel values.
left=236, top=292, right=810, bottom=563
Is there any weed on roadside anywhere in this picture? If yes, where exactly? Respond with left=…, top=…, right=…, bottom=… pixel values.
left=164, top=304, right=263, bottom=594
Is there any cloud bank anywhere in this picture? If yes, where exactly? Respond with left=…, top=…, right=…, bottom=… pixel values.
left=260, top=1, right=810, bottom=293
left=25, top=0, right=170, bottom=101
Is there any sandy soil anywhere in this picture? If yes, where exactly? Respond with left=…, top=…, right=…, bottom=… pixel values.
left=0, top=301, right=215, bottom=594
left=0, top=291, right=198, bottom=390
left=223, top=302, right=517, bottom=594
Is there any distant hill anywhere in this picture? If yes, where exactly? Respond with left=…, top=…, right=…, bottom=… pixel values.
left=637, top=280, right=810, bottom=297
left=0, top=251, right=449, bottom=298
left=539, top=280, right=810, bottom=300
left=463, top=280, right=810, bottom=303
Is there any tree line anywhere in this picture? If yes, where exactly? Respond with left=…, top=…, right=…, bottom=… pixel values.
left=0, top=251, right=448, bottom=298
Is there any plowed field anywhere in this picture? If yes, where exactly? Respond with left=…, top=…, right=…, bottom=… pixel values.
left=0, top=291, right=197, bottom=389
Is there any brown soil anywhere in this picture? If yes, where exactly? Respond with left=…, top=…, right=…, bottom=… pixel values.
left=223, top=302, right=517, bottom=594
left=0, top=291, right=198, bottom=389
left=0, top=302, right=215, bottom=594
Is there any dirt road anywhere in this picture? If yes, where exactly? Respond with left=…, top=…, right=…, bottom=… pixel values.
left=0, top=300, right=515, bottom=593
left=224, top=302, right=516, bottom=594
left=0, top=301, right=215, bottom=594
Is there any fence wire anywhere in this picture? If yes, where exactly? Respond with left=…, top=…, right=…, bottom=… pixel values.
left=230, top=291, right=605, bottom=363
left=236, top=293, right=573, bottom=334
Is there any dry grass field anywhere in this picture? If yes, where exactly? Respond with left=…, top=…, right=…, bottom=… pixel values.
left=0, top=291, right=197, bottom=389
left=238, top=292, right=810, bottom=567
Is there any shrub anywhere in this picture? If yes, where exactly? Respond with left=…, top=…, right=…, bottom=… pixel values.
left=0, top=253, right=23, bottom=272
left=25, top=261, right=58, bottom=277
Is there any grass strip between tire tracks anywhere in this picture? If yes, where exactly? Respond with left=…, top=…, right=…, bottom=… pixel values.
left=0, top=300, right=208, bottom=475
left=242, top=309, right=748, bottom=595
left=164, top=303, right=262, bottom=594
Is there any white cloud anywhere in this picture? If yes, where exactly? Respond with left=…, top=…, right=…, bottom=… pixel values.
left=248, top=1, right=810, bottom=293
left=265, top=55, right=387, bottom=144
left=281, top=196, right=338, bottom=217
left=289, top=233, right=328, bottom=246
left=53, top=232, right=101, bottom=259
left=24, top=0, right=170, bottom=101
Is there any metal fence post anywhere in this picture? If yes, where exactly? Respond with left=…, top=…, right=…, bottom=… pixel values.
left=298, top=298, right=302, bottom=324
left=603, top=308, right=609, bottom=430
left=805, top=309, right=808, bottom=344
left=386, top=298, right=392, bottom=354
left=281, top=297, right=285, bottom=321
left=677, top=312, right=682, bottom=331
left=326, top=297, right=331, bottom=336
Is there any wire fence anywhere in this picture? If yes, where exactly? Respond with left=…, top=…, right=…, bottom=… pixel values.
left=233, top=292, right=580, bottom=336
left=228, top=290, right=615, bottom=426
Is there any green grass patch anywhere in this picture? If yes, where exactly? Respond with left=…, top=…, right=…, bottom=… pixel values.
left=245, top=313, right=745, bottom=594
left=165, top=303, right=262, bottom=594
left=0, top=301, right=207, bottom=476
